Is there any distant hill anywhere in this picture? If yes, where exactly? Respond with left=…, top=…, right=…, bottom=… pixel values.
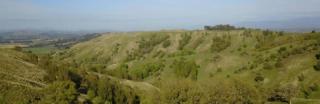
left=238, top=17, right=320, bottom=32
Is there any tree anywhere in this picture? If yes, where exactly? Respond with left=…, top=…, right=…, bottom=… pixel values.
left=40, top=81, right=78, bottom=104
left=311, top=30, right=316, bottom=33
left=204, top=24, right=239, bottom=31
left=96, top=77, right=140, bottom=104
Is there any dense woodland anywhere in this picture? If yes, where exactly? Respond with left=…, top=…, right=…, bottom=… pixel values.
left=0, top=28, right=320, bottom=104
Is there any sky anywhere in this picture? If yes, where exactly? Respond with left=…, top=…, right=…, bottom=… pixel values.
left=1, top=0, right=320, bottom=31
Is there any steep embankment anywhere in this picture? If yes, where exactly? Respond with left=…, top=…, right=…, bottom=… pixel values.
left=58, top=30, right=320, bottom=103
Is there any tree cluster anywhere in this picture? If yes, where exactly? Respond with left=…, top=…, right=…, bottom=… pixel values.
left=204, top=24, right=245, bottom=31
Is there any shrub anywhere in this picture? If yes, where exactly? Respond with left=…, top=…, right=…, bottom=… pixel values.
left=178, top=33, right=192, bottom=50
left=131, top=62, right=165, bottom=80
left=39, top=81, right=78, bottom=104
left=161, top=79, right=202, bottom=104
left=216, top=67, right=222, bottom=72
left=314, top=61, right=320, bottom=71
left=162, top=39, right=171, bottom=48
left=191, top=37, right=204, bottom=49
left=172, top=58, right=199, bottom=80
left=268, top=84, right=299, bottom=103
left=202, top=79, right=261, bottom=104
left=96, top=77, right=140, bottom=104
left=298, top=74, right=305, bottom=82
left=112, top=63, right=131, bottom=79
left=263, top=30, right=272, bottom=36
left=316, top=53, right=320, bottom=60
left=278, top=47, right=287, bottom=54
left=254, top=74, right=264, bottom=82
left=310, top=83, right=319, bottom=91
left=263, top=62, right=274, bottom=70
left=138, top=34, right=169, bottom=54
left=210, top=36, right=231, bottom=52
left=279, top=31, right=284, bottom=36
left=13, top=46, right=22, bottom=51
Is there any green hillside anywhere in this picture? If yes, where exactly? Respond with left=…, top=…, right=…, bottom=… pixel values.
left=1, top=29, right=320, bottom=104
left=54, top=29, right=320, bottom=103
left=0, top=49, right=46, bottom=103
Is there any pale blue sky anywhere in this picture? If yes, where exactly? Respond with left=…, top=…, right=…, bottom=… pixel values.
left=1, top=0, right=320, bottom=31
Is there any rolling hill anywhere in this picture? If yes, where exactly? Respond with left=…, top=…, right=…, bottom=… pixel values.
left=1, top=29, right=320, bottom=103
left=54, top=29, right=320, bottom=103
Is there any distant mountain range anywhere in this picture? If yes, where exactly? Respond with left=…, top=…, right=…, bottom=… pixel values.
left=237, top=17, right=320, bottom=32
left=0, top=30, right=94, bottom=40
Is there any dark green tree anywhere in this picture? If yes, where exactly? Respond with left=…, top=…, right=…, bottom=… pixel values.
left=39, top=81, right=78, bottom=104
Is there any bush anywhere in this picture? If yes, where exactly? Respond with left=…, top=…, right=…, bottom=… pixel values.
left=178, top=33, right=192, bottom=50
left=278, top=47, right=287, bottom=54
left=210, top=36, right=231, bottom=52
left=314, top=53, right=320, bottom=71
left=162, top=39, right=171, bottom=48
left=254, top=74, right=264, bottom=82
left=111, top=63, right=131, bottom=79
left=138, top=34, right=169, bottom=54
left=263, top=30, right=272, bottom=36
left=314, top=61, right=320, bottom=71
left=309, top=83, right=319, bottom=92
left=126, top=34, right=169, bottom=61
left=13, top=46, right=22, bottom=51
left=298, top=74, right=305, bottom=82
left=191, top=37, right=204, bottom=49
left=172, top=58, right=199, bottom=80
left=131, top=62, right=165, bottom=80
left=316, top=53, right=320, bottom=60
left=161, top=79, right=202, bottom=104
left=96, top=77, right=140, bottom=104
left=202, top=79, right=261, bottom=104
left=268, top=84, right=299, bottom=103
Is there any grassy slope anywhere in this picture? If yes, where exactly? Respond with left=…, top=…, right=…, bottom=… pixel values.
left=58, top=30, right=320, bottom=102
left=0, top=49, right=46, bottom=103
